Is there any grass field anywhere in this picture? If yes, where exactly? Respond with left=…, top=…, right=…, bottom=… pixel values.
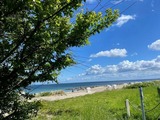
left=33, top=81, right=160, bottom=120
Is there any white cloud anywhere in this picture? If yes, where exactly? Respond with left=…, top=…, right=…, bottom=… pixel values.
left=115, top=14, right=136, bottom=27
left=73, top=56, right=160, bottom=81
left=148, top=39, right=160, bottom=50
left=111, top=0, right=123, bottom=4
left=90, top=48, right=127, bottom=58
left=88, top=59, right=92, bottom=62
left=131, top=52, right=138, bottom=56
left=105, top=56, right=160, bottom=73
left=86, top=0, right=96, bottom=3
left=111, top=0, right=143, bottom=5
left=86, top=64, right=105, bottom=75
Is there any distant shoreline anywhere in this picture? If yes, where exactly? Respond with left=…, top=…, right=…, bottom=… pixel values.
left=32, top=80, right=156, bottom=101
left=27, top=79, right=159, bottom=94
left=32, top=84, right=123, bottom=101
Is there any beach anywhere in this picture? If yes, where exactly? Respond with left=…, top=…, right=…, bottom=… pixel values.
left=32, top=84, right=125, bottom=101
left=31, top=81, right=160, bottom=120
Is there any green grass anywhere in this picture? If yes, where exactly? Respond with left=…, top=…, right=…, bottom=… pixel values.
left=33, top=82, right=160, bottom=120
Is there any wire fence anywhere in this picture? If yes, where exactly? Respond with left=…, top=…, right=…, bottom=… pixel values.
left=129, top=100, right=141, bottom=111
left=145, top=102, right=160, bottom=113
left=126, top=96, right=160, bottom=119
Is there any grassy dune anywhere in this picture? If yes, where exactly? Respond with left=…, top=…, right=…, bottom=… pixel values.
left=33, top=81, right=160, bottom=120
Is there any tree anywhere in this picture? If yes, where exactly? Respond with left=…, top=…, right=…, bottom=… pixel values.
left=0, top=0, right=119, bottom=119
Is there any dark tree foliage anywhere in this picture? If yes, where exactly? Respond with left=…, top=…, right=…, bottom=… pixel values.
left=0, top=0, right=119, bottom=119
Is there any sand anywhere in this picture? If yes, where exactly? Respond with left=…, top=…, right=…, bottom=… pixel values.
left=32, top=84, right=125, bottom=101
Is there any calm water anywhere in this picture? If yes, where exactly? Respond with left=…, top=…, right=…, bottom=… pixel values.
left=26, top=79, right=156, bottom=93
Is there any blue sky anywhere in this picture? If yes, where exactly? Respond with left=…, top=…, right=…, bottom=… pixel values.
left=58, top=0, right=160, bottom=83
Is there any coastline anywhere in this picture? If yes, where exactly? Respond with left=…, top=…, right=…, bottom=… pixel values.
left=32, top=84, right=125, bottom=101
left=32, top=80, right=160, bottom=101
left=27, top=79, right=157, bottom=94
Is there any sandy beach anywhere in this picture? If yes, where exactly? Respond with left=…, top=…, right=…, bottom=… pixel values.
left=32, top=84, right=125, bottom=101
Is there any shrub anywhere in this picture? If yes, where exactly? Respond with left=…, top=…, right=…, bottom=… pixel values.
left=37, top=91, right=66, bottom=97
left=124, top=81, right=159, bottom=89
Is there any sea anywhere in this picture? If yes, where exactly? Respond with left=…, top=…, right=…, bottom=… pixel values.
left=26, top=79, right=157, bottom=94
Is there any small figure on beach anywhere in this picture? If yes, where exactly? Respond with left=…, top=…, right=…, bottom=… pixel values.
left=112, top=84, right=117, bottom=89
left=106, top=85, right=112, bottom=90
left=86, top=87, right=91, bottom=93
left=72, top=89, right=74, bottom=92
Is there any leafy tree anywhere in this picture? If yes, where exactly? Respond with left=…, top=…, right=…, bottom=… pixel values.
left=0, top=0, right=119, bottom=119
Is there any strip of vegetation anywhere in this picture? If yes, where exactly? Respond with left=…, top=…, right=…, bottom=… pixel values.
left=36, top=90, right=66, bottom=97
left=124, top=80, right=160, bottom=89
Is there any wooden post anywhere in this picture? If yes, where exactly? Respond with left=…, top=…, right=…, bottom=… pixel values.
left=157, top=87, right=160, bottom=97
left=125, top=99, right=130, bottom=118
left=139, top=87, right=146, bottom=120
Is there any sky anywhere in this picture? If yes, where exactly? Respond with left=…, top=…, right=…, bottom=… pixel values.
left=58, top=0, right=160, bottom=83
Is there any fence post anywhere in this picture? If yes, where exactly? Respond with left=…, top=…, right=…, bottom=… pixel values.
left=139, top=87, right=146, bottom=120
left=125, top=99, right=130, bottom=118
left=157, top=87, right=160, bottom=97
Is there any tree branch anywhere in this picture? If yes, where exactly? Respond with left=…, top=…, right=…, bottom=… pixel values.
left=42, top=1, right=74, bottom=22
left=0, top=1, right=75, bottom=64
left=13, top=58, right=47, bottom=90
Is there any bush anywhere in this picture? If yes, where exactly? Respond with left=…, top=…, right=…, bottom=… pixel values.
left=37, top=91, right=66, bottom=97
left=124, top=81, right=160, bottom=89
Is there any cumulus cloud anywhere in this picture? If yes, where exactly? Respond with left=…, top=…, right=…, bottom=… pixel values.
left=148, top=39, right=160, bottom=50
left=90, top=48, right=127, bottom=58
left=86, top=65, right=105, bottom=75
left=76, top=56, right=160, bottom=81
left=87, top=56, right=160, bottom=75
left=115, top=14, right=136, bottom=27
